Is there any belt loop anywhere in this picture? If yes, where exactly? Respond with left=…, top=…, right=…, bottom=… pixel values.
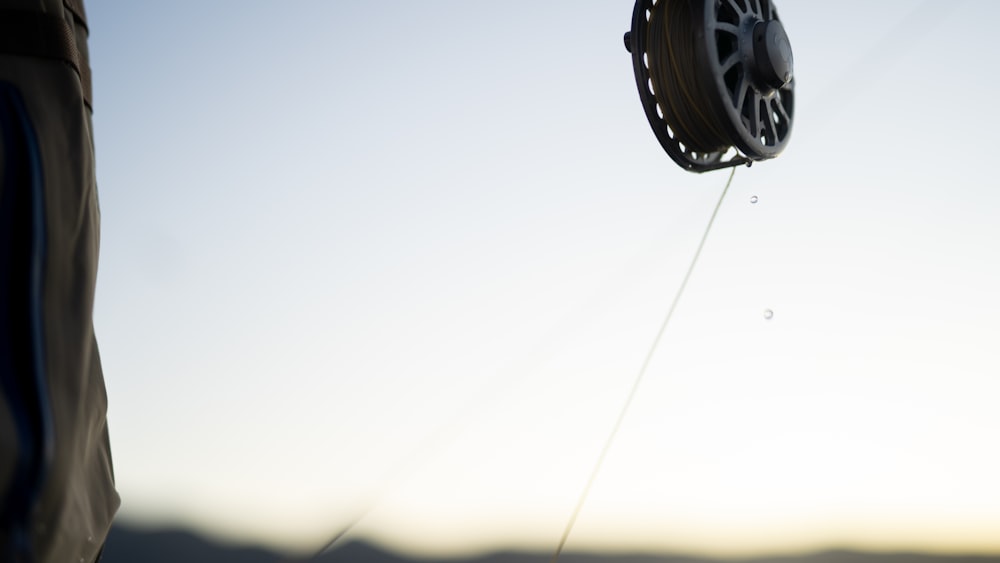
left=62, top=0, right=89, bottom=34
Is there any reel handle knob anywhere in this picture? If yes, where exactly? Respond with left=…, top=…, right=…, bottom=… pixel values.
left=753, top=19, right=794, bottom=89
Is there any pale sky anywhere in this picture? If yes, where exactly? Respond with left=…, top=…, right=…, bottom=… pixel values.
left=86, top=0, right=1000, bottom=558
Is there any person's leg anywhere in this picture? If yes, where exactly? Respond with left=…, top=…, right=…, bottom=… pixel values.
left=0, top=2, right=118, bottom=561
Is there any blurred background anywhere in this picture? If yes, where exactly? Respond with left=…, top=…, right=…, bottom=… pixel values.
left=88, top=0, right=1000, bottom=561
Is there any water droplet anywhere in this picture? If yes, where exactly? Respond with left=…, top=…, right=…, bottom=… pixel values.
left=763, top=309, right=774, bottom=320
left=87, top=536, right=94, bottom=543
left=750, top=195, right=759, bottom=204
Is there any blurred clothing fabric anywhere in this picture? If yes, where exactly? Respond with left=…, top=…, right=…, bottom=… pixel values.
left=0, top=1, right=119, bottom=562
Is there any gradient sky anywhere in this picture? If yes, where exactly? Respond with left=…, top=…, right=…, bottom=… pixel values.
left=85, top=0, right=1000, bottom=558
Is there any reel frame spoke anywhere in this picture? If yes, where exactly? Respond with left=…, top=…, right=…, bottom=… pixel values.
left=626, top=0, right=795, bottom=173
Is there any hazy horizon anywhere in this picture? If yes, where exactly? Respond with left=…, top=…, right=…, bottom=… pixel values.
left=103, top=523, right=1000, bottom=561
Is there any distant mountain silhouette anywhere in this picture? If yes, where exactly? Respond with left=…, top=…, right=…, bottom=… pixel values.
left=100, top=526, right=1000, bottom=563
left=102, top=526, right=279, bottom=563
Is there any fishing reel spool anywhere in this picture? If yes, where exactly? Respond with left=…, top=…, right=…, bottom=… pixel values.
left=625, top=0, right=794, bottom=173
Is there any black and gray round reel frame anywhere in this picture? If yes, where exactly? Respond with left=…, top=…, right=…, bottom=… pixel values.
left=625, top=0, right=795, bottom=173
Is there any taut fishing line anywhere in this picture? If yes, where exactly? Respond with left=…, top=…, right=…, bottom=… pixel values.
left=551, top=0, right=797, bottom=557
left=548, top=167, right=736, bottom=563
left=302, top=248, right=705, bottom=560
left=304, top=1, right=794, bottom=558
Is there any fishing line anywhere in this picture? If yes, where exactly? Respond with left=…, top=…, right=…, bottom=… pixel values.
left=305, top=147, right=737, bottom=563
left=302, top=233, right=702, bottom=561
left=549, top=166, right=736, bottom=563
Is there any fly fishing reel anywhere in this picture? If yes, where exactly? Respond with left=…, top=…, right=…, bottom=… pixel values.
left=625, top=0, right=794, bottom=172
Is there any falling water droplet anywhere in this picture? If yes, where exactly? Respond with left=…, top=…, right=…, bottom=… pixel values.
left=763, top=309, right=774, bottom=320
left=750, top=195, right=759, bottom=204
